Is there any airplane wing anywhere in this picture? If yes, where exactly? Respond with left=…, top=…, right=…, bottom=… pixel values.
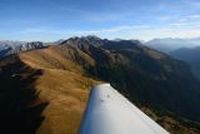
left=79, top=83, right=169, bottom=134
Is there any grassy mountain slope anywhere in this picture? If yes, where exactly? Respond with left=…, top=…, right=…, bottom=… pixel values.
left=0, top=37, right=200, bottom=134
left=0, top=46, right=102, bottom=134
left=19, top=46, right=102, bottom=134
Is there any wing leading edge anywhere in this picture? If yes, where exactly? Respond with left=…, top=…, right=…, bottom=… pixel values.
left=79, top=83, right=169, bottom=134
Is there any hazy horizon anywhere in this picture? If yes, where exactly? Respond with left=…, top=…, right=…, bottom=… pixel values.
left=1, top=35, right=200, bottom=43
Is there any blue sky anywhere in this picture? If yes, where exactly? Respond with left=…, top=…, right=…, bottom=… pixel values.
left=1, top=0, right=200, bottom=41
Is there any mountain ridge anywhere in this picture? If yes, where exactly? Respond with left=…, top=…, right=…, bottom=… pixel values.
left=146, top=37, right=200, bottom=53
left=0, top=36, right=200, bottom=134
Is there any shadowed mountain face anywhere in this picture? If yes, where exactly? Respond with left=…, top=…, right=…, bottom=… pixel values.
left=170, top=47, right=200, bottom=80
left=61, top=37, right=200, bottom=122
left=0, top=36, right=200, bottom=134
left=0, top=56, right=48, bottom=134
left=146, top=38, right=200, bottom=83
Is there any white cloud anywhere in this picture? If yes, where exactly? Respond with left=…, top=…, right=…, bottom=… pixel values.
left=188, top=14, right=200, bottom=19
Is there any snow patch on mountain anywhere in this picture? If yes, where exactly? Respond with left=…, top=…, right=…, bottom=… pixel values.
left=0, top=41, right=45, bottom=58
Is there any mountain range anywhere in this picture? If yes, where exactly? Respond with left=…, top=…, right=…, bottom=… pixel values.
left=0, top=41, right=45, bottom=58
left=146, top=37, right=200, bottom=53
left=0, top=36, right=200, bottom=134
left=0, top=40, right=64, bottom=58
left=145, top=37, right=200, bottom=80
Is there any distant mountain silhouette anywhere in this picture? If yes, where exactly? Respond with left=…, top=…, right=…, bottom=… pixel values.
left=146, top=37, right=200, bottom=53
left=0, top=41, right=45, bottom=58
